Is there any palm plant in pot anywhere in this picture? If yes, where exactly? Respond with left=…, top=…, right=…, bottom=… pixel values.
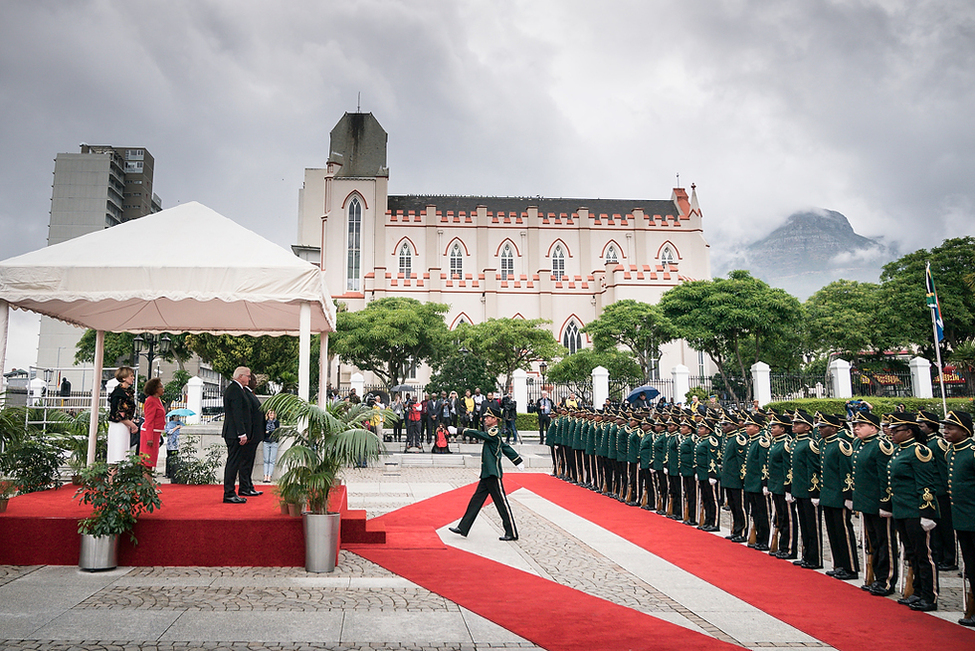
left=74, top=453, right=162, bottom=571
left=262, top=393, right=387, bottom=572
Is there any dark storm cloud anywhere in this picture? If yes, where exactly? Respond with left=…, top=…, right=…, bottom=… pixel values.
left=1, top=0, right=973, bottom=370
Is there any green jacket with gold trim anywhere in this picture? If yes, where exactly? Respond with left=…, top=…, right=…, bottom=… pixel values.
left=885, top=440, right=939, bottom=520
left=820, top=433, right=854, bottom=509
left=853, top=434, right=894, bottom=515
left=790, top=434, right=821, bottom=499
left=458, top=424, right=523, bottom=479
left=947, top=438, right=975, bottom=531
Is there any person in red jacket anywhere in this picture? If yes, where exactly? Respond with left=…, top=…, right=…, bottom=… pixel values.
left=140, top=377, right=165, bottom=471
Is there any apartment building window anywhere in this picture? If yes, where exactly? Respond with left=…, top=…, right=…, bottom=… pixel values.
left=346, top=197, right=362, bottom=291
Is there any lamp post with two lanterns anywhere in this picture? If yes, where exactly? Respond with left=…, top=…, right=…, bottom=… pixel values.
left=133, top=333, right=171, bottom=383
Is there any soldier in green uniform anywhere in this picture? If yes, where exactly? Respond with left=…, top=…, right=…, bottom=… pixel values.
left=767, top=411, right=798, bottom=559
left=448, top=405, right=524, bottom=541
left=742, top=411, right=771, bottom=551
left=817, top=413, right=859, bottom=581
left=695, top=417, right=721, bottom=531
left=615, top=411, right=630, bottom=500
left=720, top=410, right=749, bottom=542
left=883, top=412, right=940, bottom=611
left=546, top=409, right=561, bottom=477
left=666, top=414, right=683, bottom=519
left=942, top=410, right=975, bottom=627
left=652, top=413, right=669, bottom=513
left=640, top=415, right=656, bottom=510
left=918, top=410, right=956, bottom=571
left=791, top=409, right=822, bottom=569
left=679, top=414, right=698, bottom=524
left=626, top=413, right=642, bottom=505
left=585, top=409, right=600, bottom=491
left=851, top=410, right=898, bottom=596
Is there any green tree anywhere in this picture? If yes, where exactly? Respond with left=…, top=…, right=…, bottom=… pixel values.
left=658, top=270, right=804, bottom=401
left=329, top=297, right=451, bottom=389
left=163, top=369, right=191, bottom=405
left=185, top=333, right=299, bottom=382
left=581, top=299, right=677, bottom=381
left=75, top=331, right=193, bottom=371
left=879, top=236, right=975, bottom=353
left=426, top=349, right=498, bottom=395
left=546, top=348, right=642, bottom=402
left=456, top=318, right=566, bottom=391
left=804, top=280, right=895, bottom=359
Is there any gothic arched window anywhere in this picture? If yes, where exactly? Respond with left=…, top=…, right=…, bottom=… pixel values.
left=563, top=321, right=581, bottom=354
left=661, top=246, right=675, bottom=270
left=449, top=243, right=463, bottom=278
left=398, top=243, right=412, bottom=277
left=501, top=244, right=514, bottom=280
left=552, top=245, right=566, bottom=281
left=605, top=245, right=618, bottom=265
left=346, top=197, right=362, bottom=291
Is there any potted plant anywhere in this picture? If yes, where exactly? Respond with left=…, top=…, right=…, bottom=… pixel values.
left=263, top=393, right=386, bottom=572
left=0, top=478, right=16, bottom=513
left=74, top=454, right=162, bottom=571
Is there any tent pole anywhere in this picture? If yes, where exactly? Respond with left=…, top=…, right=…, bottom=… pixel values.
left=298, top=303, right=311, bottom=402
left=0, top=300, right=8, bottom=397
left=319, top=332, right=329, bottom=407
left=87, top=330, right=105, bottom=466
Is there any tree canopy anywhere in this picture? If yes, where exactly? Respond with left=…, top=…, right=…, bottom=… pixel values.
left=803, top=279, right=901, bottom=359
left=455, top=317, right=565, bottom=391
left=184, top=333, right=299, bottom=382
left=581, top=299, right=677, bottom=381
left=546, top=348, right=642, bottom=401
left=75, top=331, right=192, bottom=371
left=329, top=297, right=451, bottom=389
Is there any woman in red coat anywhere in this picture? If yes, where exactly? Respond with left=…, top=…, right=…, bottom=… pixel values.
left=140, top=377, right=166, bottom=470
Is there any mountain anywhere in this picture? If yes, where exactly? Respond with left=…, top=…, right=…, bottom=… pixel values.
left=713, top=209, right=897, bottom=300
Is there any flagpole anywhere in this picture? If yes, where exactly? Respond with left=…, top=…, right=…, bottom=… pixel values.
left=930, top=305, right=948, bottom=414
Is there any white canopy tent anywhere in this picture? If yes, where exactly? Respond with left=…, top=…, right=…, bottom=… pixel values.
left=0, top=201, right=336, bottom=463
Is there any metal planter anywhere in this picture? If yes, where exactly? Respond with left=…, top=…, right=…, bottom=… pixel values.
left=79, top=533, right=119, bottom=571
left=302, top=512, right=341, bottom=573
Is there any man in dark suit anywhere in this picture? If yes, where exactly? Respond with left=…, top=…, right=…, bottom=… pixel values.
left=236, top=371, right=265, bottom=496
left=222, top=366, right=254, bottom=503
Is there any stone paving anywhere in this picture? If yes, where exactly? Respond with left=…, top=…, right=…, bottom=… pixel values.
left=1, top=463, right=971, bottom=650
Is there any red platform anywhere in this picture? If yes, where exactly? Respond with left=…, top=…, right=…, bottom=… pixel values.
left=0, top=483, right=385, bottom=566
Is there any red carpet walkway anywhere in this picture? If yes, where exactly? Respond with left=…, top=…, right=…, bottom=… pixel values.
left=349, top=474, right=975, bottom=651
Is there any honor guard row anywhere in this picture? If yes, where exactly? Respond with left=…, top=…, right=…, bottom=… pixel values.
left=544, top=403, right=975, bottom=626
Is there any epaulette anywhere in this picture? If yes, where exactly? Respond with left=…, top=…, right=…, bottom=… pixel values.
left=915, top=444, right=933, bottom=462
left=759, top=435, right=771, bottom=448
left=810, top=440, right=820, bottom=454
left=785, top=439, right=794, bottom=453
left=736, top=432, right=748, bottom=445
left=839, top=440, right=853, bottom=456
left=879, top=439, right=894, bottom=455
left=937, top=438, right=949, bottom=452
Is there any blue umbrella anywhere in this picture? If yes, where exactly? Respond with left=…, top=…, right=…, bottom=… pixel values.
left=166, top=407, right=196, bottom=418
left=625, top=385, right=660, bottom=404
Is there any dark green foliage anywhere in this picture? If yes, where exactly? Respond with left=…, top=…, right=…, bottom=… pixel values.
left=0, top=430, right=64, bottom=494
left=75, top=454, right=161, bottom=544
left=170, top=435, right=223, bottom=485
left=426, top=349, right=498, bottom=395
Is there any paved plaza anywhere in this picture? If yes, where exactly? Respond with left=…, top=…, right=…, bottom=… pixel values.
left=0, top=455, right=971, bottom=650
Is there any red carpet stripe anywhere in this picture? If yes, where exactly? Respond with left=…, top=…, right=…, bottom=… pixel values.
left=349, top=477, right=741, bottom=651
left=513, top=474, right=975, bottom=651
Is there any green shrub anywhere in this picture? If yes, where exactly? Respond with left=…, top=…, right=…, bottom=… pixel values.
left=765, top=397, right=974, bottom=417
left=0, top=433, right=64, bottom=494
left=516, top=412, right=539, bottom=432
left=170, top=435, right=224, bottom=485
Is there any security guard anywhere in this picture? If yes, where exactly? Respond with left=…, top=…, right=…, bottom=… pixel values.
left=448, top=405, right=524, bottom=541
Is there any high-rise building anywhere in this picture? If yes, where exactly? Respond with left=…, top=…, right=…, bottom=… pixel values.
left=35, top=145, right=163, bottom=391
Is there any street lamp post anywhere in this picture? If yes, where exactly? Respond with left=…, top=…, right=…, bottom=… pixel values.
left=133, top=334, right=172, bottom=385
left=539, top=361, right=548, bottom=389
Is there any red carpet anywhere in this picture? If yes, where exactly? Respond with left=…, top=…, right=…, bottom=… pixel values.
left=350, top=474, right=975, bottom=651
left=0, top=484, right=382, bottom=566
left=348, top=477, right=739, bottom=651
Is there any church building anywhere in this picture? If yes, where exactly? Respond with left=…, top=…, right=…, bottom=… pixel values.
left=294, top=112, right=715, bottom=389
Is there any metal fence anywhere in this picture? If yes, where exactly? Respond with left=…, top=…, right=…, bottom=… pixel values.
left=851, top=370, right=913, bottom=398
left=770, top=374, right=834, bottom=402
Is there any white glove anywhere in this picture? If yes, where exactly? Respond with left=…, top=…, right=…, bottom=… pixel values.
left=447, top=426, right=457, bottom=436
left=920, top=518, right=936, bottom=532
left=844, top=500, right=854, bottom=511
left=785, top=492, right=795, bottom=503
left=511, top=462, right=524, bottom=472
left=762, top=486, right=770, bottom=496
left=649, top=468, right=656, bottom=474
left=709, top=478, right=718, bottom=486
left=879, top=509, right=893, bottom=518
left=811, top=498, right=820, bottom=507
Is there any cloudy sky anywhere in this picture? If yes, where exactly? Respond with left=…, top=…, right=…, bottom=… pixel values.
left=2, top=0, right=974, bottom=374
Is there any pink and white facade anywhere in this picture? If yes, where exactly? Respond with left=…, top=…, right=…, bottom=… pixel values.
left=294, top=112, right=716, bottom=388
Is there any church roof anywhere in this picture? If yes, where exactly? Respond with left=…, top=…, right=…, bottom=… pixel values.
left=386, top=195, right=679, bottom=217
